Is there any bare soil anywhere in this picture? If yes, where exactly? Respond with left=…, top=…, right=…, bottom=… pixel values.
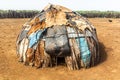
left=0, top=18, right=120, bottom=80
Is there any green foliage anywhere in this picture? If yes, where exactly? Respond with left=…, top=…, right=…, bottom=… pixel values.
left=0, top=10, right=39, bottom=18
left=77, top=11, right=120, bottom=18
left=0, top=10, right=120, bottom=18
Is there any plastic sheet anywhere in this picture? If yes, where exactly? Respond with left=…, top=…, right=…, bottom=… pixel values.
left=45, top=25, right=70, bottom=56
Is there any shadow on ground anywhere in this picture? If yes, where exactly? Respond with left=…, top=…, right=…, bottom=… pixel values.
left=99, top=42, right=107, bottom=64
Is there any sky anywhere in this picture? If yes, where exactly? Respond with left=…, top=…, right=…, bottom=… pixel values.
left=0, top=0, right=120, bottom=11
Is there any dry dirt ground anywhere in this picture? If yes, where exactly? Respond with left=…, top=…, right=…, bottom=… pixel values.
left=0, top=18, right=120, bottom=80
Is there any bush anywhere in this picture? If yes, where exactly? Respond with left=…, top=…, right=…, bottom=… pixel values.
left=77, top=11, right=120, bottom=18
left=0, top=10, right=120, bottom=18
left=0, top=10, right=39, bottom=18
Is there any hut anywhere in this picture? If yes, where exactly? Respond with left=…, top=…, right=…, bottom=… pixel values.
left=16, top=4, right=99, bottom=70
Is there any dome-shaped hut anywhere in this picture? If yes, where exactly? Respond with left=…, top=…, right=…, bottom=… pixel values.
left=16, top=4, right=99, bottom=70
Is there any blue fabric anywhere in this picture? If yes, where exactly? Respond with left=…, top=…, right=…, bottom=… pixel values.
left=76, top=37, right=91, bottom=67
left=67, top=27, right=91, bottom=67
left=28, top=30, right=43, bottom=48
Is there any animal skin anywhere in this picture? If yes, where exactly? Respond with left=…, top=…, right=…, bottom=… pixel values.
left=43, top=4, right=72, bottom=12
left=35, top=40, right=51, bottom=68
left=27, top=4, right=94, bottom=36
left=18, top=38, right=28, bottom=63
left=25, top=40, right=51, bottom=68
left=25, top=48, right=35, bottom=66
left=27, top=18, right=46, bottom=35
left=45, top=8, right=68, bottom=27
